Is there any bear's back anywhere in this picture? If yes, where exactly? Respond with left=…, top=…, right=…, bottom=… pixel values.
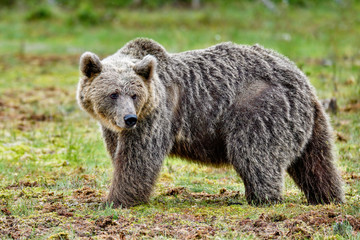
left=113, top=39, right=314, bottom=131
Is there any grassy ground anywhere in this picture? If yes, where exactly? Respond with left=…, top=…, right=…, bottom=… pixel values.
left=0, top=1, right=359, bottom=239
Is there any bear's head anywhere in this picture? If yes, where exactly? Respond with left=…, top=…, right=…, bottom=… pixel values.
left=77, top=52, right=158, bottom=132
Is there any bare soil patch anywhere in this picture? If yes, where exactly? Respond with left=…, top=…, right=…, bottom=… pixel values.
left=237, top=209, right=360, bottom=239
left=0, top=87, right=73, bottom=130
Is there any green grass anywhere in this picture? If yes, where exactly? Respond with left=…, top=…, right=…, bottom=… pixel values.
left=0, top=1, right=359, bottom=239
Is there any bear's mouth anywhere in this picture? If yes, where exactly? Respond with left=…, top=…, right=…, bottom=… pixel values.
left=124, top=125, right=136, bottom=130
left=96, top=113, right=125, bottom=132
left=114, top=120, right=136, bottom=130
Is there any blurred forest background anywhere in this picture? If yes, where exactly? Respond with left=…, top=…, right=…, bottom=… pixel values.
left=0, top=0, right=359, bottom=239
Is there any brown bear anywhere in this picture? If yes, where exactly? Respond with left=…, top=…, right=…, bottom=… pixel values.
left=77, top=38, right=344, bottom=208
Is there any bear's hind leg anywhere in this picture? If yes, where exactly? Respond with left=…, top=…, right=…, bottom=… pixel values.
left=287, top=101, right=344, bottom=204
left=224, top=85, right=294, bottom=205
left=229, top=146, right=285, bottom=205
left=226, top=122, right=285, bottom=205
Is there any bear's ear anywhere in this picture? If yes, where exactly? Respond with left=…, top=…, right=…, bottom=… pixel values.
left=133, top=55, right=157, bottom=81
left=80, top=52, right=102, bottom=78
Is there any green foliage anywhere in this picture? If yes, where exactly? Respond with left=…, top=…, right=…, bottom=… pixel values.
left=0, top=0, right=14, bottom=7
left=26, top=5, right=53, bottom=21
left=75, top=3, right=101, bottom=25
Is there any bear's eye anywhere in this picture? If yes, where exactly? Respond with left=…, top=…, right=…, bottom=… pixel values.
left=110, top=93, right=119, bottom=100
left=131, top=94, right=137, bottom=100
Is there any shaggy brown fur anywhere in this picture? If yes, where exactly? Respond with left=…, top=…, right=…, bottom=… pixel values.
left=77, top=38, right=344, bottom=207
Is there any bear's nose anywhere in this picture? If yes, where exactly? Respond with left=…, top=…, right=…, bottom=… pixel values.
left=124, top=114, right=137, bottom=127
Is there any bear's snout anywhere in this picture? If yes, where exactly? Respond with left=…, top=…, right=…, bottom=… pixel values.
left=124, top=114, right=137, bottom=128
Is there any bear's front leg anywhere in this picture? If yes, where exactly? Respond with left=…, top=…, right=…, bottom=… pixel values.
left=106, top=134, right=168, bottom=208
left=100, top=125, right=119, bottom=161
left=107, top=154, right=164, bottom=208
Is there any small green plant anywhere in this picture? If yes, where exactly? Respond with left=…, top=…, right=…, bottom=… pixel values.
left=97, top=202, right=121, bottom=220
left=11, top=198, right=37, bottom=216
left=47, top=231, right=70, bottom=240
left=333, top=221, right=353, bottom=238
